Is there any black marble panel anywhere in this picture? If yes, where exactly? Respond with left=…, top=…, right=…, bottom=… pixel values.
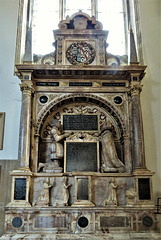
left=14, top=178, right=26, bottom=200
left=78, top=216, right=89, bottom=228
left=69, top=82, right=92, bottom=87
left=133, top=76, right=138, bottom=81
left=66, top=142, right=98, bottom=172
left=102, top=82, right=126, bottom=87
left=36, top=82, right=59, bottom=86
left=142, top=216, right=153, bottom=228
left=48, top=70, right=59, bottom=75
left=36, top=70, right=45, bottom=75
left=90, top=70, right=100, bottom=75
left=138, top=178, right=151, bottom=200
left=63, top=114, right=98, bottom=131
left=75, top=70, right=87, bottom=75
left=12, top=217, right=23, bottom=228
left=62, top=70, right=72, bottom=75
left=24, top=75, right=29, bottom=80
left=77, top=178, right=89, bottom=200
left=100, top=216, right=130, bottom=228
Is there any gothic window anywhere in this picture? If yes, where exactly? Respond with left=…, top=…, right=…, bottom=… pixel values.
left=15, top=0, right=142, bottom=65
left=32, top=0, right=127, bottom=56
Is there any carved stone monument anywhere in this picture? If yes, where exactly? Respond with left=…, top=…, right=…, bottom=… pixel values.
left=1, top=12, right=160, bottom=240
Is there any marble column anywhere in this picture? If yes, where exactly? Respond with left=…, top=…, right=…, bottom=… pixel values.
left=123, top=135, right=132, bottom=173
left=31, top=134, right=39, bottom=173
left=18, top=83, right=33, bottom=170
left=130, top=83, right=146, bottom=169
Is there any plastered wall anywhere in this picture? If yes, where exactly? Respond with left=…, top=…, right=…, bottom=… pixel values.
left=139, top=0, right=161, bottom=199
left=0, top=0, right=21, bottom=160
left=139, top=0, right=161, bottom=227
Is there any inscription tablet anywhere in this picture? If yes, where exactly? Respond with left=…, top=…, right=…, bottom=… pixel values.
left=65, top=142, right=98, bottom=172
left=63, top=114, right=98, bottom=131
left=36, top=82, right=59, bottom=86
left=77, top=178, right=89, bottom=200
left=138, top=178, right=151, bottom=200
left=69, top=82, right=92, bottom=87
left=34, top=216, right=66, bottom=228
left=100, top=216, right=130, bottom=228
left=14, top=178, right=26, bottom=200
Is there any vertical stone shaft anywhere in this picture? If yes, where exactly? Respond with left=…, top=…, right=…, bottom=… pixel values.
left=131, top=88, right=146, bottom=169
left=18, top=84, right=33, bottom=168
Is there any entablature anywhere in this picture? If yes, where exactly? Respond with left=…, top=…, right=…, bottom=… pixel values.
left=16, top=64, right=146, bottom=81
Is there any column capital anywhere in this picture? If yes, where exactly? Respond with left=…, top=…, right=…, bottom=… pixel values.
left=19, top=83, right=34, bottom=95
left=129, top=83, right=143, bottom=96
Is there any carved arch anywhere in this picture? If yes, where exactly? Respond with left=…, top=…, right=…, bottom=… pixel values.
left=35, top=93, right=127, bottom=137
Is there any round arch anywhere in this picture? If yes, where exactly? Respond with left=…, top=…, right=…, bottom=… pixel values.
left=35, top=93, right=127, bottom=137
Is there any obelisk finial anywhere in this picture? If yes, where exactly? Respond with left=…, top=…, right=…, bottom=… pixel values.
left=129, top=29, right=139, bottom=65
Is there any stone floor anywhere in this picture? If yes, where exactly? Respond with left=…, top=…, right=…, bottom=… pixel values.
left=1, top=233, right=161, bottom=240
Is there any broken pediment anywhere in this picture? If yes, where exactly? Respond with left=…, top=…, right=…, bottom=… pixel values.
left=58, top=11, right=103, bottom=30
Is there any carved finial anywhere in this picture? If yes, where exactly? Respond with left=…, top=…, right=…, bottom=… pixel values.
left=129, top=29, right=139, bottom=65
left=23, top=27, right=33, bottom=64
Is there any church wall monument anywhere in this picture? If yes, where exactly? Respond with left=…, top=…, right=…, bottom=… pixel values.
left=1, top=12, right=160, bottom=240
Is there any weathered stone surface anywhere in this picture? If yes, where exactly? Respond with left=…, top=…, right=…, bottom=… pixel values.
left=1, top=233, right=161, bottom=240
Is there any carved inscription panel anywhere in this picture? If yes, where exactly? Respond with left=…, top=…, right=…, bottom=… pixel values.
left=65, top=142, right=98, bottom=172
left=77, top=178, right=89, bottom=200
left=138, top=178, right=151, bottom=200
left=63, top=114, right=98, bottom=131
left=14, top=178, right=26, bottom=200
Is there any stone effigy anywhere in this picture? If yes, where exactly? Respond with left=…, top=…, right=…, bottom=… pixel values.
left=103, top=177, right=118, bottom=206
left=33, top=178, right=52, bottom=206
left=63, top=176, right=71, bottom=206
left=100, top=121, right=125, bottom=173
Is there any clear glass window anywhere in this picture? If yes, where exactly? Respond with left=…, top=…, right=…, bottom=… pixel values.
left=65, top=0, right=91, bottom=17
left=32, top=0, right=59, bottom=55
left=98, top=0, right=126, bottom=55
left=32, top=0, right=126, bottom=56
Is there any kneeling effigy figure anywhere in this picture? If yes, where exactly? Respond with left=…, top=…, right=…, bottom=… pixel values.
left=38, top=124, right=72, bottom=173
left=100, top=121, right=125, bottom=173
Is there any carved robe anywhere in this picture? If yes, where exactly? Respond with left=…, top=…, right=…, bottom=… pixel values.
left=101, top=129, right=125, bottom=173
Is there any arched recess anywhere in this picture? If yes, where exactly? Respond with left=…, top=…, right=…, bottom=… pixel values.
left=33, top=93, right=131, bottom=173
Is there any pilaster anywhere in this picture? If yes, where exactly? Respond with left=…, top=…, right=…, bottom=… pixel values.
left=18, top=72, right=34, bottom=170
left=130, top=75, right=146, bottom=170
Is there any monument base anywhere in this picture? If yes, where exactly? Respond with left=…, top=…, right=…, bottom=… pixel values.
left=1, top=233, right=161, bottom=240
left=1, top=206, right=160, bottom=238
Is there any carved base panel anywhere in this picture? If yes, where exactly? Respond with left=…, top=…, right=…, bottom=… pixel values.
left=1, top=233, right=161, bottom=240
left=3, top=207, right=159, bottom=236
